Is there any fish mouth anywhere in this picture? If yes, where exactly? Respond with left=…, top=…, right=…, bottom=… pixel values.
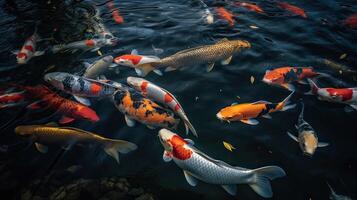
left=216, top=112, right=224, bottom=121
left=262, top=78, right=272, bottom=84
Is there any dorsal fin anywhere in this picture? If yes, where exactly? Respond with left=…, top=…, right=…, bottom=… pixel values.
left=173, top=45, right=210, bottom=55
left=216, top=38, right=229, bottom=44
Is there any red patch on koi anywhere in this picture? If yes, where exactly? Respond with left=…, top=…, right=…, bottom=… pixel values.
left=344, top=14, right=357, bottom=28
left=90, top=83, right=102, bottom=95
left=85, top=40, right=95, bottom=47
left=168, top=135, right=192, bottom=160
left=164, top=93, right=173, bottom=103
left=326, top=88, right=353, bottom=101
left=17, top=52, right=27, bottom=59
left=141, top=81, right=148, bottom=93
left=174, top=104, right=180, bottom=111
left=24, top=45, right=34, bottom=52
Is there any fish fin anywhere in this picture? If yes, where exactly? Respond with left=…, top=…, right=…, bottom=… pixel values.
left=262, top=114, right=272, bottom=119
left=240, top=118, right=259, bottom=125
left=344, top=106, right=353, bottom=113
left=90, top=47, right=100, bottom=52
left=281, top=83, right=295, bottom=91
left=221, top=56, right=232, bottom=65
left=173, top=46, right=209, bottom=55
left=231, top=102, right=238, bottom=106
left=11, top=50, right=19, bottom=55
left=183, top=119, right=198, bottom=137
left=59, top=116, right=75, bottom=124
left=153, top=69, right=163, bottom=76
left=317, top=142, right=329, bottom=147
left=287, top=131, right=299, bottom=142
left=305, top=78, right=319, bottom=95
left=184, top=139, right=195, bottom=145
left=82, top=62, right=92, bottom=68
left=103, top=139, right=138, bottom=164
left=35, top=143, right=48, bottom=153
left=125, top=115, right=136, bottom=127
left=252, top=100, right=272, bottom=105
left=99, top=75, right=107, bottom=80
left=34, top=51, right=45, bottom=57
left=349, top=104, right=357, bottom=110
left=183, top=170, right=198, bottom=186
left=73, top=95, right=91, bottom=106
left=152, top=44, right=163, bottom=55
left=298, top=80, right=308, bottom=85
left=249, top=166, right=286, bottom=198
left=45, top=122, right=58, bottom=127
left=216, top=38, right=229, bottom=44
left=163, top=151, right=172, bottom=162
left=136, top=64, right=155, bottom=76
left=147, top=125, right=155, bottom=130
left=27, top=101, right=43, bottom=110
left=206, top=63, right=215, bottom=72
left=280, top=91, right=296, bottom=111
left=221, top=184, right=237, bottom=195
left=131, top=49, right=138, bottom=55
left=108, top=63, right=118, bottom=68
left=164, top=66, right=177, bottom=72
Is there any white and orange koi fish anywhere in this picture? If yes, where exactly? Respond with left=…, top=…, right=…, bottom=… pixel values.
left=13, top=30, right=44, bottom=64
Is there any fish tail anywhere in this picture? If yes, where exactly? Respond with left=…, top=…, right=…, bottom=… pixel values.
left=249, top=166, right=286, bottom=198
left=277, top=91, right=296, bottom=111
left=136, top=63, right=157, bottom=77
left=103, top=139, right=137, bottom=164
left=183, top=118, right=198, bottom=137
left=305, top=78, right=319, bottom=95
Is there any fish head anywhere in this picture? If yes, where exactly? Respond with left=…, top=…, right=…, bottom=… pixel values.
left=15, top=125, right=35, bottom=137
left=126, top=77, right=146, bottom=91
left=158, top=129, right=175, bottom=152
left=300, top=131, right=318, bottom=156
left=74, top=105, right=100, bottom=122
left=105, top=36, right=119, bottom=46
left=43, top=72, right=67, bottom=90
left=233, top=40, right=251, bottom=51
left=16, top=53, right=28, bottom=64
left=102, top=55, right=114, bottom=63
left=216, top=106, right=243, bottom=122
left=114, top=55, right=140, bottom=67
left=262, top=70, right=284, bottom=85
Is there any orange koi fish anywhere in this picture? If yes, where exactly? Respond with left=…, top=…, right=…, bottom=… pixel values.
left=277, top=2, right=307, bottom=18
left=216, top=7, right=235, bottom=27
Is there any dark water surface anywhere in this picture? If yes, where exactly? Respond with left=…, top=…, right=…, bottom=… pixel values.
left=0, top=0, right=357, bottom=199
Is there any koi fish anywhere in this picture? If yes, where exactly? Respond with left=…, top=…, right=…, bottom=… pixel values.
left=0, top=91, right=26, bottom=109
left=15, top=123, right=137, bottom=164
left=343, top=14, right=357, bottom=28
left=262, top=66, right=327, bottom=91
left=114, top=49, right=162, bottom=76
left=327, top=182, right=352, bottom=200
left=52, top=37, right=118, bottom=53
left=216, top=92, right=296, bottom=125
left=158, top=129, right=286, bottom=198
left=82, top=56, right=116, bottom=79
left=277, top=2, right=307, bottom=18
left=287, top=103, right=328, bottom=156
left=107, top=0, right=124, bottom=24
left=24, top=85, right=100, bottom=124
left=44, top=72, right=120, bottom=106
left=216, top=7, right=235, bottom=27
left=13, top=31, right=44, bottom=64
left=306, top=79, right=357, bottom=111
left=112, top=86, right=180, bottom=130
left=126, top=77, right=197, bottom=137
left=129, top=38, right=251, bottom=76
left=235, top=2, right=264, bottom=13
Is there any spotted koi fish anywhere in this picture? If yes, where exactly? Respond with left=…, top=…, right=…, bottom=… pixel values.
left=262, top=66, right=328, bottom=91
left=112, top=86, right=179, bottom=130
left=13, top=31, right=44, bottom=64
left=44, top=72, right=121, bottom=106
left=277, top=2, right=307, bottom=18
left=306, top=79, right=357, bottom=111
left=52, top=37, right=118, bottom=53
left=23, top=85, right=100, bottom=124
left=217, top=92, right=295, bottom=125
left=126, top=77, right=197, bottom=137
left=158, top=129, right=286, bottom=198
left=114, top=49, right=162, bottom=76
left=235, top=2, right=264, bottom=13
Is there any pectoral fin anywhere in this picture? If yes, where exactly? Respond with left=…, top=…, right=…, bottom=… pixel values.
left=183, top=170, right=198, bottom=186
left=349, top=104, right=357, bottom=110
left=262, top=114, right=272, bottom=119
left=73, top=95, right=91, bottom=106
left=59, top=116, right=75, bottom=124
left=281, top=83, right=295, bottom=91
left=35, top=143, right=48, bottom=153
left=298, top=80, right=308, bottom=85
left=240, top=118, right=259, bottom=125
left=82, top=62, right=92, bottom=68
left=221, top=184, right=237, bottom=195
left=27, top=101, right=43, bottom=110
left=147, top=125, right=155, bottom=130
left=184, top=139, right=195, bottom=145
left=153, top=69, right=163, bottom=76
left=287, top=131, right=298, bottom=142
left=34, top=51, right=45, bottom=56
left=317, top=142, right=329, bottom=147
left=131, top=49, right=138, bottom=55
left=221, top=56, right=232, bottom=65
left=164, top=66, right=177, bottom=72
left=90, top=47, right=100, bottom=52
left=206, top=63, right=215, bottom=72
left=125, top=115, right=135, bottom=127
left=163, top=151, right=172, bottom=162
